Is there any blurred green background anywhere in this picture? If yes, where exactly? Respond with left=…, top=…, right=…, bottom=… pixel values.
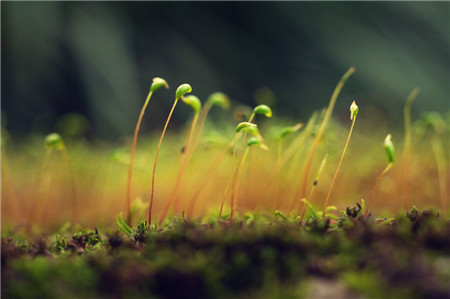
left=2, top=1, right=449, bottom=140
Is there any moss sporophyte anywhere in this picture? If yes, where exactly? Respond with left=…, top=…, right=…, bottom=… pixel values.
left=149, top=83, right=192, bottom=225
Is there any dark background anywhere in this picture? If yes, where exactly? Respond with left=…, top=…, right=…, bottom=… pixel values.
left=2, top=1, right=449, bottom=140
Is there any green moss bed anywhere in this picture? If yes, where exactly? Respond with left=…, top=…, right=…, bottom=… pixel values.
left=2, top=207, right=450, bottom=299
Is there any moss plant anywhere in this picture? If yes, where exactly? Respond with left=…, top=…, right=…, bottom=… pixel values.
left=272, top=123, right=303, bottom=209
left=299, top=67, right=355, bottom=203
left=191, top=92, right=230, bottom=151
left=149, top=83, right=192, bottom=225
left=300, top=153, right=329, bottom=219
left=126, top=77, right=168, bottom=226
left=219, top=122, right=257, bottom=221
left=231, top=135, right=268, bottom=221
left=31, top=133, right=77, bottom=228
left=402, top=87, right=420, bottom=210
left=1, top=135, right=21, bottom=220
left=322, top=101, right=358, bottom=219
left=159, top=95, right=202, bottom=225
left=365, top=134, right=395, bottom=216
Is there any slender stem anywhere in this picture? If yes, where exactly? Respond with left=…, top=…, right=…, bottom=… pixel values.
left=365, top=163, right=392, bottom=217
left=126, top=90, right=153, bottom=226
left=300, top=67, right=355, bottom=201
left=187, top=137, right=235, bottom=219
left=1, top=146, right=21, bottom=220
left=322, top=115, right=357, bottom=219
left=159, top=113, right=199, bottom=225
left=230, top=146, right=250, bottom=221
left=219, top=134, right=240, bottom=221
left=431, top=136, right=448, bottom=213
left=402, top=87, right=420, bottom=210
left=28, top=149, right=52, bottom=232
left=300, top=153, right=328, bottom=219
left=62, top=147, right=77, bottom=224
left=149, top=98, right=179, bottom=225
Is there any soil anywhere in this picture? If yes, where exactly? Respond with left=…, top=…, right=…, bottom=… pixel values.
left=2, top=208, right=449, bottom=299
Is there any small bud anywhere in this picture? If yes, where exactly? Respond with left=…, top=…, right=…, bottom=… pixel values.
left=350, top=101, right=358, bottom=120
left=175, top=84, right=192, bottom=99
left=181, top=95, right=202, bottom=114
left=253, top=104, right=272, bottom=118
left=150, top=77, right=169, bottom=92
left=45, top=133, right=64, bottom=150
left=207, top=92, right=230, bottom=109
left=384, top=134, right=395, bottom=163
left=280, top=123, right=303, bottom=139
left=236, top=122, right=257, bottom=133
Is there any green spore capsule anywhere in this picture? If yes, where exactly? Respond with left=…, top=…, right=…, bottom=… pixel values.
left=207, top=92, right=230, bottom=109
left=150, top=77, right=169, bottom=92
left=182, top=95, right=202, bottom=114
left=384, top=134, right=395, bottom=164
left=280, top=123, right=303, bottom=139
left=253, top=104, right=272, bottom=118
left=236, top=122, right=257, bottom=133
left=350, top=101, right=359, bottom=120
left=176, top=84, right=192, bottom=99
left=45, top=133, right=64, bottom=150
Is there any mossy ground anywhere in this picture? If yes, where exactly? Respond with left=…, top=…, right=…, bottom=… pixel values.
left=2, top=208, right=449, bottom=299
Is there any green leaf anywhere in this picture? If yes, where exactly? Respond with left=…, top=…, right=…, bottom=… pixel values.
left=115, top=213, right=132, bottom=236
left=301, top=198, right=318, bottom=219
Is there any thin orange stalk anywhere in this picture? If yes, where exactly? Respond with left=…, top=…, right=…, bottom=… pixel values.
left=322, top=101, right=358, bottom=219
left=159, top=112, right=199, bottom=224
left=402, top=87, right=420, bottom=210
left=126, top=90, right=154, bottom=226
left=149, top=83, right=191, bottom=225
left=365, top=163, right=392, bottom=217
left=299, top=67, right=355, bottom=202
left=149, top=99, right=179, bottom=225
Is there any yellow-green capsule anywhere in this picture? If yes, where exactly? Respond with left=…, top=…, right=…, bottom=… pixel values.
left=182, top=95, right=202, bottom=114
left=176, top=84, right=192, bottom=99
left=207, top=92, right=230, bottom=109
left=45, top=133, right=64, bottom=151
left=350, top=101, right=359, bottom=120
left=253, top=104, right=272, bottom=118
left=150, top=77, right=169, bottom=92
left=384, top=134, right=395, bottom=163
left=236, top=122, right=257, bottom=133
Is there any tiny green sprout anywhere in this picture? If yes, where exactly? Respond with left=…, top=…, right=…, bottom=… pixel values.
left=365, top=134, right=395, bottom=216
left=236, top=122, right=257, bottom=133
left=181, top=95, right=202, bottom=114
left=176, top=84, right=192, bottom=99
left=384, top=134, right=395, bottom=164
left=126, top=77, right=168, bottom=226
left=45, top=133, right=64, bottom=150
left=207, top=92, right=230, bottom=109
left=150, top=77, right=169, bottom=92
